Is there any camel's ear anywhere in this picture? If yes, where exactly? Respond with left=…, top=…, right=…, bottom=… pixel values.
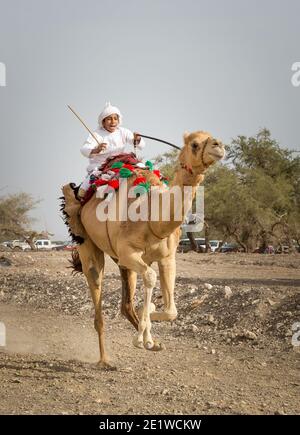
left=183, top=131, right=190, bottom=144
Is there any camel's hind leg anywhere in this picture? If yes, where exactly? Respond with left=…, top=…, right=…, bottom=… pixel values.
left=110, top=257, right=139, bottom=330
left=118, top=249, right=163, bottom=351
left=77, top=239, right=112, bottom=369
left=120, top=268, right=139, bottom=330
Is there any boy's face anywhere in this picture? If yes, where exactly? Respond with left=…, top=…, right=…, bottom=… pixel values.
left=102, top=114, right=119, bottom=132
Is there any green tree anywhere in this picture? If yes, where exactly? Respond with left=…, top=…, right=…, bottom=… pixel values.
left=153, top=149, right=179, bottom=180
left=154, top=129, right=300, bottom=252
left=206, top=129, right=300, bottom=251
left=0, top=192, right=41, bottom=248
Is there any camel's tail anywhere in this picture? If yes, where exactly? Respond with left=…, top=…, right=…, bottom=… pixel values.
left=59, top=183, right=85, bottom=245
left=68, top=249, right=83, bottom=275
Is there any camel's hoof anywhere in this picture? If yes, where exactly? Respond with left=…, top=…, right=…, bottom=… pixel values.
left=97, top=361, right=117, bottom=371
left=132, top=337, right=144, bottom=349
left=150, top=311, right=177, bottom=322
left=145, top=340, right=165, bottom=351
left=144, top=341, right=154, bottom=350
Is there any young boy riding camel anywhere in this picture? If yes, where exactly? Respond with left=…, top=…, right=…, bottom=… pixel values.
left=78, top=102, right=146, bottom=198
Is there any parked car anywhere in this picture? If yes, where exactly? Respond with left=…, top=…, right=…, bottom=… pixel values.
left=34, top=239, right=53, bottom=250
left=7, top=240, right=30, bottom=251
left=220, top=243, right=242, bottom=253
left=195, top=238, right=206, bottom=252
left=209, top=240, right=223, bottom=253
left=177, top=238, right=191, bottom=253
left=0, top=241, right=13, bottom=251
left=51, top=241, right=67, bottom=251
left=63, top=242, right=77, bottom=251
left=177, top=238, right=208, bottom=253
left=0, top=241, right=11, bottom=248
left=275, top=245, right=290, bottom=254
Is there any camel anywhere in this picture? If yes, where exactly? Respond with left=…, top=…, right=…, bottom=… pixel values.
left=64, top=131, right=225, bottom=368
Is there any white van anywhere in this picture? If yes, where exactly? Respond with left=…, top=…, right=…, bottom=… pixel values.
left=209, top=240, right=222, bottom=252
left=8, top=240, right=30, bottom=251
left=34, top=239, right=53, bottom=250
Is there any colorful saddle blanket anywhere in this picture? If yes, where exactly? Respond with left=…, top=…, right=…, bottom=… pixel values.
left=81, top=153, right=168, bottom=205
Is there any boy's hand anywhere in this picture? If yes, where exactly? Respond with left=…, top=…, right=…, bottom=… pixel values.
left=90, top=143, right=107, bottom=155
left=133, top=132, right=141, bottom=145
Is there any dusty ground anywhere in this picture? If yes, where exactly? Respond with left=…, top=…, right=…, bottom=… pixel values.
left=0, top=250, right=299, bottom=415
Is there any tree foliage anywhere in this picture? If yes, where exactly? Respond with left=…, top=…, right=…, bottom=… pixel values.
left=155, top=129, right=300, bottom=252
left=0, top=192, right=40, bottom=245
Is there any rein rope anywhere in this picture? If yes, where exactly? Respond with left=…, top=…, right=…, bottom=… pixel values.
left=139, top=134, right=181, bottom=151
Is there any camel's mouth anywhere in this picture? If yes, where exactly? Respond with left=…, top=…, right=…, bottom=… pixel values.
left=208, top=150, right=225, bottom=160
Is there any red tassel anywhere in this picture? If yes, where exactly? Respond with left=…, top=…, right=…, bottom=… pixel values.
left=94, top=179, right=108, bottom=187
left=133, top=176, right=147, bottom=186
left=107, top=179, right=120, bottom=189
left=122, top=164, right=135, bottom=171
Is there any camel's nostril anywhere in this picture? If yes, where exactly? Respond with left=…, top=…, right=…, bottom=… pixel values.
left=214, top=141, right=223, bottom=149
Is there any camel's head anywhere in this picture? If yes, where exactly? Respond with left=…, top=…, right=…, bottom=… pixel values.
left=180, top=131, right=225, bottom=171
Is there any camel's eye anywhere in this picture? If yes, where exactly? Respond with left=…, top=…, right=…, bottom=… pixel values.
left=191, top=142, right=199, bottom=151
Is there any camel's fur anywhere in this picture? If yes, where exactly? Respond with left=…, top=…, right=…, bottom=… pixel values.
left=62, top=131, right=224, bottom=368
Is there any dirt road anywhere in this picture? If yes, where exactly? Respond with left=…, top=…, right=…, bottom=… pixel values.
left=0, top=251, right=299, bottom=414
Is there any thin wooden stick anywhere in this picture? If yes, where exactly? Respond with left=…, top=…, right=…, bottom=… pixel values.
left=67, top=105, right=102, bottom=146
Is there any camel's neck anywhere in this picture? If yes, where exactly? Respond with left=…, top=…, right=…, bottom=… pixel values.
left=149, top=164, right=205, bottom=239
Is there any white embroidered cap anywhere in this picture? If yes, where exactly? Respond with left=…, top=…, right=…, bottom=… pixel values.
left=98, top=102, right=123, bottom=126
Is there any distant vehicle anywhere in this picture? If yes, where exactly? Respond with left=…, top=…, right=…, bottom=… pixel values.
left=177, top=238, right=191, bottom=253
left=177, top=238, right=208, bottom=253
left=8, top=240, right=30, bottom=251
left=51, top=241, right=67, bottom=251
left=209, top=240, right=223, bottom=253
left=292, top=240, right=300, bottom=253
left=52, top=241, right=77, bottom=251
left=52, top=244, right=65, bottom=251
left=220, top=242, right=242, bottom=253
left=34, top=239, right=53, bottom=250
left=195, top=238, right=206, bottom=252
left=275, top=245, right=290, bottom=254
left=0, top=241, right=11, bottom=248
left=265, top=245, right=275, bottom=254
left=63, top=242, right=77, bottom=251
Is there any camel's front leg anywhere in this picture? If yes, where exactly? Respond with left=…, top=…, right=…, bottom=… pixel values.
left=152, top=256, right=178, bottom=322
left=118, top=250, right=163, bottom=351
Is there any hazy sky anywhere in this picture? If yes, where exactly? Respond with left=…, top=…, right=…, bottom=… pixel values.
left=0, top=0, right=299, bottom=239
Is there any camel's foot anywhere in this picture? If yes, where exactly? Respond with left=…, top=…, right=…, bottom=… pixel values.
left=150, top=311, right=177, bottom=322
left=97, top=360, right=117, bottom=371
left=144, top=338, right=165, bottom=352
left=132, top=336, right=144, bottom=349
